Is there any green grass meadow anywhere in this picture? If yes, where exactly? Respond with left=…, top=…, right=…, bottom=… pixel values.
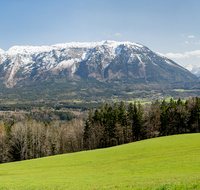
left=0, top=134, right=200, bottom=189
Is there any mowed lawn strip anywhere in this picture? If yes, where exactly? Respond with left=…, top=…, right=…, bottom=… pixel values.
left=0, top=134, right=200, bottom=189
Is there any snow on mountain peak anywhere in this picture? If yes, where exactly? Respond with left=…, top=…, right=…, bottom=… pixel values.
left=101, top=40, right=144, bottom=49
left=0, top=48, right=5, bottom=54
left=0, top=40, right=148, bottom=75
left=3, top=40, right=145, bottom=56
left=0, top=40, right=197, bottom=87
left=7, top=45, right=54, bottom=55
left=155, top=52, right=168, bottom=59
left=185, top=64, right=193, bottom=72
left=184, top=64, right=200, bottom=77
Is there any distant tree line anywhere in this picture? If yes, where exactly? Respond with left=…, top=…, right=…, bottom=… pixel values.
left=0, top=110, right=76, bottom=124
left=83, top=97, right=200, bottom=150
left=0, top=102, right=102, bottom=112
left=1, top=97, right=200, bottom=163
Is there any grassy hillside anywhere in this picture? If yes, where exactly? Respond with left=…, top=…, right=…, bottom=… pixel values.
left=0, top=134, right=200, bottom=189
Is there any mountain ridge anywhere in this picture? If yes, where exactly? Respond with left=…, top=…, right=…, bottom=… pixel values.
left=0, top=40, right=197, bottom=87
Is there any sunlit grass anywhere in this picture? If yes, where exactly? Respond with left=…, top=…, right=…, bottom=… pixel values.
left=172, top=89, right=197, bottom=92
left=0, top=134, right=200, bottom=189
left=73, top=100, right=83, bottom=103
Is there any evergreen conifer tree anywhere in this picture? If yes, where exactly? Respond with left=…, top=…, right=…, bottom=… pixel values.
left=195, top=97, right=200, bottom=132
left=160, top=100, right=168, bottom=135
left=132, top=102, right=143, bottom=141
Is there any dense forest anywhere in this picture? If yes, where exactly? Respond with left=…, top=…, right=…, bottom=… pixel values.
left=83, top=97, right=200, bottom=150
left=0, top=97, right=200, bottom=163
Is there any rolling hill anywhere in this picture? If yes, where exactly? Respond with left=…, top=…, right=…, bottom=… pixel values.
left=0, top=134, right=200, bottom=189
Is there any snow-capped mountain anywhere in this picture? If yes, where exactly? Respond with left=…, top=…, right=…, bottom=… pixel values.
left=0, top=48, right=4, bottom=54
left=185, top=64, right=193, bottom=72
left=185, top=64, right=200, bottom=77
left=0, top=40, right=197, bottom=87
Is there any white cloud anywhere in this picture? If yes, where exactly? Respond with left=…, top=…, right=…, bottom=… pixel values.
left=186, top=50, right=200, bottom=58
left=115, top=33, right=122, bottom=36
left=166, top=53, right=189, bottom=59
left=188, top=35, right=195, bottom=38
left=166, top=50, right=200, bottom=59
left=185, top=41, right=189, bottom=44
left=181, top=34, right=184, bottom=37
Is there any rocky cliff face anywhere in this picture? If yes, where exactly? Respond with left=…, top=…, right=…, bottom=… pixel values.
left=0, top=40, right=197, bottom=87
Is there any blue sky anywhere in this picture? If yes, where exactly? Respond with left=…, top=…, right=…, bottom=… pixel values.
left=1, top=0, right=200, bottom=67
